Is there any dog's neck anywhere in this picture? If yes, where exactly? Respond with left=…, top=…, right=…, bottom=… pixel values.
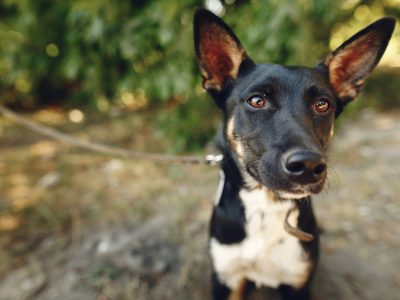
left=217, top=134, right=244, bottom=189
left=216, top=136, right=314, bottom=241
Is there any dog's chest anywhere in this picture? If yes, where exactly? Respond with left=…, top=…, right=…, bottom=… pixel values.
left=210, top=187, right=310, bottom=289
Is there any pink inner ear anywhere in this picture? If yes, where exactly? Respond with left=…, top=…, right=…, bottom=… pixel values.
left=201, top=39, right=234, bottom=87
left=199, top=23, right=244, bottom=90
left=328, top=34, right=379, bottom=99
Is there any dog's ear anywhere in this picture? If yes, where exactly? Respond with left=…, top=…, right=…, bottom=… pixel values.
left=322, top=17, right=395, bottom=106
left=194, top=8, right=254, bottom=92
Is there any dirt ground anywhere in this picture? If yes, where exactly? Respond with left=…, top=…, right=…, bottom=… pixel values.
left=0, top=108, right=399, bottom=300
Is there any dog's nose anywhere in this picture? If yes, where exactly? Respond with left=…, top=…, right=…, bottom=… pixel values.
left=282, top=150, right=326, bottom=184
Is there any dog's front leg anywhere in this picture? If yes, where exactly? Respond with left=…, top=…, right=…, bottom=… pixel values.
left=212, top=273, right=248, bottom=300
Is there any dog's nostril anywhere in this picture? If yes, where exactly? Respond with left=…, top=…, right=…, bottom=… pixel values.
left=286, top=161, right=305, bottom=174
left=283, top=150, right=326, bottom=182
left=313, top=163, right=326, bottom=175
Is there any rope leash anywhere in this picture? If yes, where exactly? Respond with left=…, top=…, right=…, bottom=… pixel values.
left=0, top=104, right=223, bottom=166
left=1, top=104, right=313, bottom=241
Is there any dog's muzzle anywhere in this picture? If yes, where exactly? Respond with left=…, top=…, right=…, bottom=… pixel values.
left=281, top=149, right=327, bottom=185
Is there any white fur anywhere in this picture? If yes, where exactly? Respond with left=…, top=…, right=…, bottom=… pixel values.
left=278, top=190, right=311, bottom=200
left=214, top=170, right=225, bottom=205
left=329, top=124, right=335, bottom=140
left=210, top=187, right=311, bottom=289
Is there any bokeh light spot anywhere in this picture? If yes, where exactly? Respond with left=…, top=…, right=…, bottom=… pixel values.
left=46, top=43, right=59, bottom=57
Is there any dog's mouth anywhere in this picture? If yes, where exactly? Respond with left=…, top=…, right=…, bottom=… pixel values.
left=276, top=183, right=324, bottom=200
left=246, top=164, right=259, bottom=181
left=278, top=189, right=311, bottom=199
left=246, top=163, right=326, bottom=199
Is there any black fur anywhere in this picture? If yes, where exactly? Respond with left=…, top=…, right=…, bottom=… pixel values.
left=210, top=149, right=246, bottom=245
left=194, top=8, right=395, bottom=300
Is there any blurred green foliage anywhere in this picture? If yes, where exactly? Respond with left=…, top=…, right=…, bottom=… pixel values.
left=0, top=0, right=399, bottom=152
left=0, top=0, right=200, bottom=106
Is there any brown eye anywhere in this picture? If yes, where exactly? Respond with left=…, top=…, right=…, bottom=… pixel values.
left=314, top=98, right=331, bottom=113
left=247, top=95, right=266, bottom=109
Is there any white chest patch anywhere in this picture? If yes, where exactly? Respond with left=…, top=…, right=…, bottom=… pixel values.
left=210, top=187, right=311, bottom=290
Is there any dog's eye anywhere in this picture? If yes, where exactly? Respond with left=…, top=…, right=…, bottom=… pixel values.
left=247, top=95, right=267, bottom=109
left=313, top=98, right=331, bottom=113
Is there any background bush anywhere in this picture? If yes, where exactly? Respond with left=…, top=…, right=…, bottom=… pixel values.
left=0, top=0, right=399, bottom=151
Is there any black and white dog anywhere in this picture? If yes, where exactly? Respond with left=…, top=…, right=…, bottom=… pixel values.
left=193, top=8, right=395, bottom=300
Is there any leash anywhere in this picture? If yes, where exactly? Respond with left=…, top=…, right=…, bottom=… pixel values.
left=1, top=104, right=313, bottom=241
left=284, top=207, right=314, bottom=242
left=0, top=104, right=223, bottom=166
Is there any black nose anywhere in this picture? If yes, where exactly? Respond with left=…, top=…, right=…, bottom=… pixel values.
left=282, top=150, right=327, bottom=184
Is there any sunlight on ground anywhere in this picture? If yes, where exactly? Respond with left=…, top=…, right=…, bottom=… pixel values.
left=33, top=109, right=66, bottom=126
left=0, top=216, right=20, bottom=231
left=29, top=141, right=59, bottom=157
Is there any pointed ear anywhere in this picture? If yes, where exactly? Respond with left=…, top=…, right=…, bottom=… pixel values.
left=194, top=8, right=254, bottom=92
left=323, top=17, right=395, bottom=104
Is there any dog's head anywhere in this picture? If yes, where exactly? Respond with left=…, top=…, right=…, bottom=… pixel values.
left=194, top=9, right=395, bottom=199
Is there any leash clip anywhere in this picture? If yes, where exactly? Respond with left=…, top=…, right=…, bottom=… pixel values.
left=205, top=154, right=224, bottom=166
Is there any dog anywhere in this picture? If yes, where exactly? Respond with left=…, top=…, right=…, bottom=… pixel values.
left=193, top=8, right=395, bottom=300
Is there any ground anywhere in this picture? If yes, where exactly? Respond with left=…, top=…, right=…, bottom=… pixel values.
left=0, top=108, right=399, bottom=300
